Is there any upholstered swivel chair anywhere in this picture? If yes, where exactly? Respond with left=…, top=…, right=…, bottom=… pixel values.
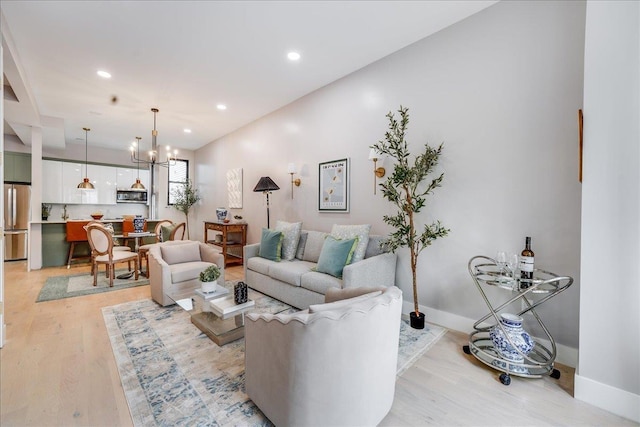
left=245, top=286, right=403, bottom=427
left=86, top=224, right=140, bottom=287
left=148, top=240, right=225, bottom=306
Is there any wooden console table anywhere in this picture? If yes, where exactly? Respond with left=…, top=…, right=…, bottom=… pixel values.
left=204, top=221, right=247, bottom=266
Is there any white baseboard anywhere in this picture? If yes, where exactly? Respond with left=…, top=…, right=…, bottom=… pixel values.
left=402, top=301, right=578, bottom=368
left=575, top=374, right=640, bottom=423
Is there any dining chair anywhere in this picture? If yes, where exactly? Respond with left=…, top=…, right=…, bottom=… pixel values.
left=86, top=224, right=139, bottom=287
left=138, top=220, right=174, bottom=276
left=84, top=221, right=133, bottom=275
left=169, top=222, right=186, bottom=240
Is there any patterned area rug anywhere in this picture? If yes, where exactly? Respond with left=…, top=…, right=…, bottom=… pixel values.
left=37, top=270, right=149, bottom=302
left=103, top=289, right=446, bottom=426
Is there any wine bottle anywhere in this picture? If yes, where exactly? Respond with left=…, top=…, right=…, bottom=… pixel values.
left=519, top=236, right=534, bottom=287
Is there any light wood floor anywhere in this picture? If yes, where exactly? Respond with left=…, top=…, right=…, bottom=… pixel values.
left=1, top=261, right=636, bottom=426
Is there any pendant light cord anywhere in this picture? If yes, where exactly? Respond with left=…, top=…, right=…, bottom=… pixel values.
left=83, top=127, right=90, bottom=178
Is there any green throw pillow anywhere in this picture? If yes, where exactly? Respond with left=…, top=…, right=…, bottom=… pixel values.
left=315, top=236, right=358, bottom=278
left=258, top=228, right=284, bottom=262
left=160, top=224, right=176, bottom=242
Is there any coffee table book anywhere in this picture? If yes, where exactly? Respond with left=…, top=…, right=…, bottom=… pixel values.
left=194, top=285, right=229, bottom=300
left=209, top=295, right=255, bottom=319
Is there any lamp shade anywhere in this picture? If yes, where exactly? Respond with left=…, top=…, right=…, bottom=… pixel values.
left=253, top=176, right=280, bottom=192
left=287, top=163, right=297, bottom=174
left=369, top=148, right=382, bottom=161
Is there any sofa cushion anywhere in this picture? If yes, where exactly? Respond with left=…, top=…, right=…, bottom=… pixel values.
left=300, top=270, right=343, bottom=295
left=247, top=256, right=272, bottom=275
left=259, top=228, right=284, bottom=261
left=315, top=236, right=358, bottom=278
left=295, top=232, right=308, bottom=260
left=325, top=286, right=386, bottom=303
left=331, top=224, right=371, bottom=264
left=170, top=261, right=213, bottom=283
left=275, top=221, right=302, bottom=261
left=302, top=231, right=328, bottom=263
left=309, top=290, right=382, bottom=313
left=268, top=260, right=315, bottom=287
left=365, top=235, right=387, bottom=259
left=160, top=241, right=201, bottom=265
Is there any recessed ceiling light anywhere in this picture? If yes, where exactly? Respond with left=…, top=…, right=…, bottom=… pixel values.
left=97, top=70, right=112, bottom=79
left=184, top=128, right=192, bottom=133
left=287, top=51, right=301, bottom=61
left=217, top=104, right=227, bottom=110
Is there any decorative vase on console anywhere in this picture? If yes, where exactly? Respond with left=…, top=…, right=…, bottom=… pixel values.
left=133, top=215, right=145, bottom=233
left=216, top=208, right=228, bottom=222
left=489, top=313, right=534, bottom=372
left=199, top=264, right=221, bottom=293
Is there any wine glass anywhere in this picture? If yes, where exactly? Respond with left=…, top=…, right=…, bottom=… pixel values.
left=495, top=251, right=507, bottom=277
left=507, top=253, right=519, bottom=284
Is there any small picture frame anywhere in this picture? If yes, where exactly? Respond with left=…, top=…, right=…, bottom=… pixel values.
left=318, top=158, right=349, bottom=212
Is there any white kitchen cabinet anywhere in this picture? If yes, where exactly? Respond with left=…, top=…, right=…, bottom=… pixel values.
left=42, top=160, right=63, bottom=203
left=92, top=164, right=117, bottom=204
left=62, top=162, right=84, bottom=204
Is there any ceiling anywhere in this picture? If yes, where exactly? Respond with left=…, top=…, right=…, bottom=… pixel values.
left=2, top=1, right=497, bottom=152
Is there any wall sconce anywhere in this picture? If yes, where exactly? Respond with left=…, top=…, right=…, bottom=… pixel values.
left=287, top=163, right=301, bottom=199
left=368, top=149, right=386, bottom=194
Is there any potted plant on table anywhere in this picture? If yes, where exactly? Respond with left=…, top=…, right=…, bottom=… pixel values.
left=199, top=264, right=221, bottom=293
left=371, top=106, right=450, bottom=329
left=171, top=179, right=201, bottom=239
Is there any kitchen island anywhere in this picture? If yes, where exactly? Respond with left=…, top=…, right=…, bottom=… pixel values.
left=35, top=219, right=169, bottom=268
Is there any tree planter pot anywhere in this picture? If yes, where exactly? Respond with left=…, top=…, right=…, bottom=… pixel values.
left=410, top=311, right=425, bottom=329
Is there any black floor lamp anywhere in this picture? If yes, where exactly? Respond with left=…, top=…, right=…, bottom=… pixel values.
left=253, top=177, right=280, bottom=228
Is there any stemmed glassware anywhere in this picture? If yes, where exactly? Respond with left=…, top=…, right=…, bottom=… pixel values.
left=507, top=253, right=519, bottom=285
left=495, top=251, right=507, bottom=277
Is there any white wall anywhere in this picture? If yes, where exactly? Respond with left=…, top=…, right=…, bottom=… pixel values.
left=195, top=0, right=585, bottom=355
left=576, top=1, right=640, bottom=422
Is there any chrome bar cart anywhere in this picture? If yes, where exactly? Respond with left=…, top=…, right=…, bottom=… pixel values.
left=463, top=255, right=573, bottom=385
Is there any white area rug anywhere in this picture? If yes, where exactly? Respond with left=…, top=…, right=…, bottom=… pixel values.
left=103, top=290, right=446, bottom=426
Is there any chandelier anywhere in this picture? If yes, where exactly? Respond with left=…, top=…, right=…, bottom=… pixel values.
left=130, top=108, right=178, bottom=168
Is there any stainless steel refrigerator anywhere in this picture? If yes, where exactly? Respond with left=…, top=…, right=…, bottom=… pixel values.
left=4, top=183, right=31, bottom=261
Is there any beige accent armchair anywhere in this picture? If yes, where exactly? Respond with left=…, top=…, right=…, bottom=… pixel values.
left=245, top=286, right=402, bottom=426
left=148, top=240, right=225, bottom=306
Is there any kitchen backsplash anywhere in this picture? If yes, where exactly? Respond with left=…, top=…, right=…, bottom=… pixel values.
left=46, top=203, right=148, bottom=220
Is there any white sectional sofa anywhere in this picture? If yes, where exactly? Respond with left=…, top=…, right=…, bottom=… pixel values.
left=243, top=229, right=397, bottom=309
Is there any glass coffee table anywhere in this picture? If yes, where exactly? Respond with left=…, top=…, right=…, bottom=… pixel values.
left=167, top=284, right=255, bottom=346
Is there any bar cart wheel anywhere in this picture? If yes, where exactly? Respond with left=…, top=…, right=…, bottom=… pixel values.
left=499, top=373, right=511, bottom=385
left=463, top=345, right=471, bottom=355
left=550, top=369, right=561, bottom=379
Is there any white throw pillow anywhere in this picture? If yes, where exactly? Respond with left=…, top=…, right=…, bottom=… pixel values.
left=331, top=224, right=371, bottom=264
left=275, top=220, right=302, bottom=261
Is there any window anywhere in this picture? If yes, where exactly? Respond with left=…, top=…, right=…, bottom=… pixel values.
left=168, top=159, right=188, bottom=205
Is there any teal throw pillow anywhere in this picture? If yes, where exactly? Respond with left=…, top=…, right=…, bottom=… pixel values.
left=315, top=236, right=359, bottom=278
left=259, top=228, right=284, bottom=262
left=161, top=224, right=176, bottom=242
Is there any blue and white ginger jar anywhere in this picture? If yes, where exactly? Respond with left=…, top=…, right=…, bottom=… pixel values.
left=489, top=313, right=534, bottom=364
left=133, top=215, right=145, bottom=232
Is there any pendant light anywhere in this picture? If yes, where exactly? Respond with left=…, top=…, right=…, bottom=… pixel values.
left=77, top=127, right=95, bottom=189
left=130, top=136, right=146, bottom=189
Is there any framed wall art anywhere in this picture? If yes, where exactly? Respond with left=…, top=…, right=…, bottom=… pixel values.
left=227, top=168, right=243, bottom=208
left=318, top=158, right=349, bottom=212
